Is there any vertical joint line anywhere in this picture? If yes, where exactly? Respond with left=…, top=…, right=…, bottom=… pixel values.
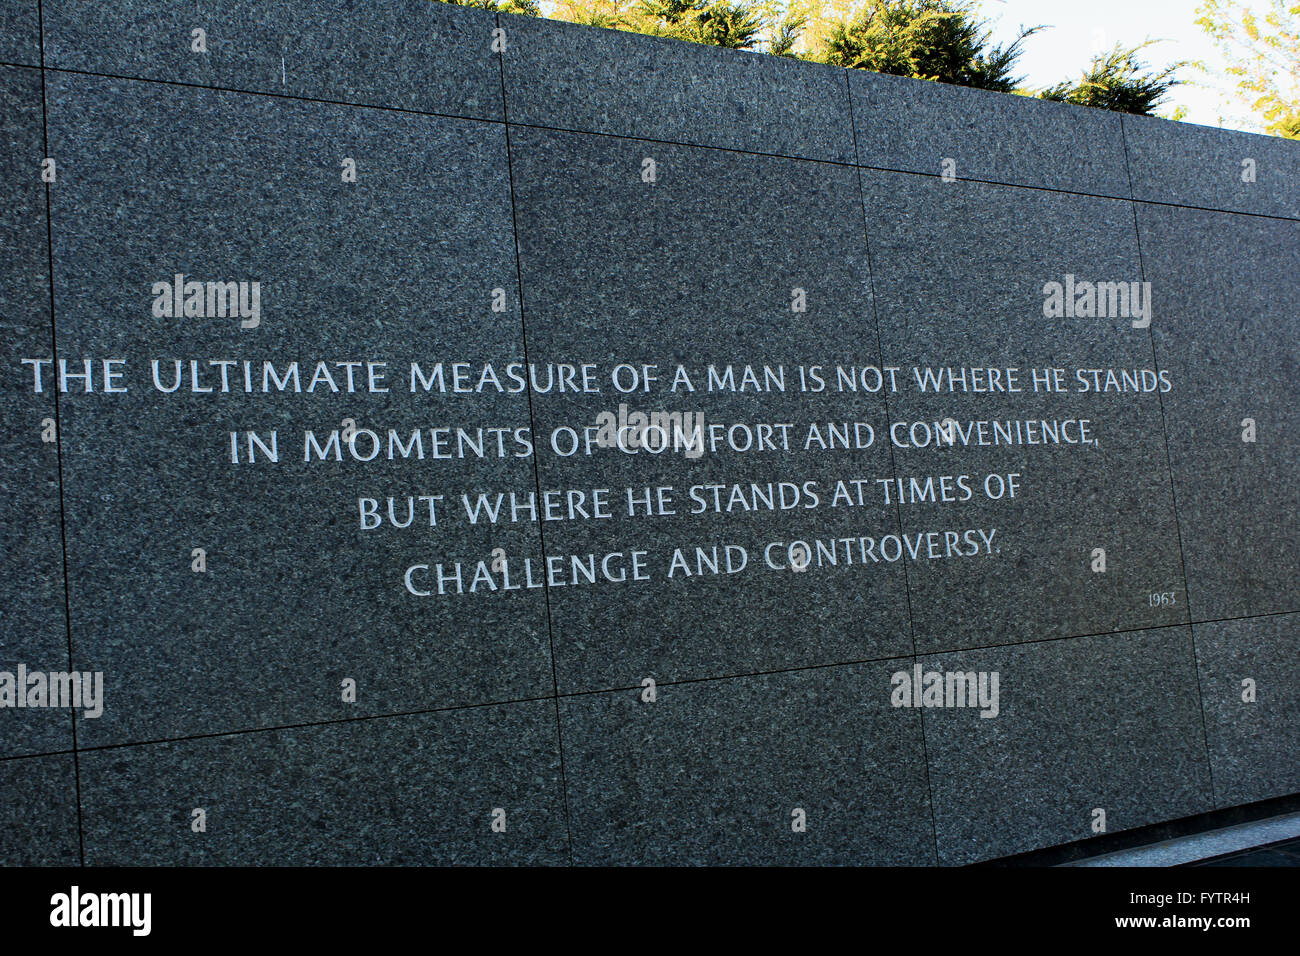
left=34, top=0, right=86, bottom=867
left=495, top=19, right=575, bottom=865
left=845, top=70, right=939, bottom=864
left=1119, top=115, right=1215, bottom=808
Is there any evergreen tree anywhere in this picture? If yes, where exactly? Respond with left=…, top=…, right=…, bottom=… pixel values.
left=638, top=0, right=766, bottom=50
left=438, top=0, right=541, bottom=17
left=1040, top=44, right=1179, bottom=116
left=819, top=0, right=1038, bottom=93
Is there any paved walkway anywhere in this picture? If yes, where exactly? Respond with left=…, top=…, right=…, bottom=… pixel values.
left=1191, top=836, right=1300, bottom=866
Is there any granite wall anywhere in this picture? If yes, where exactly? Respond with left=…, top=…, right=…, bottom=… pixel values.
left=1, top=0, right=1296, bottom=865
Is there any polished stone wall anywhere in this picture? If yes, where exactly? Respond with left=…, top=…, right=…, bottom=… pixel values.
left=1, top=1, right=1296, bottom=865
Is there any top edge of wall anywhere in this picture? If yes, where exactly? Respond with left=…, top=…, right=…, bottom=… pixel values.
left=39, top=0, right=508, bottom=121
left=27, top=0, right=1300, bottom=216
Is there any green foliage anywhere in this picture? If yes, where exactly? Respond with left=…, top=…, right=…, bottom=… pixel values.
left=769, top=12, right=808, bottom=58
left=819, top=0, right=1038, bottom=93
left=549, top=0, right=643, bottom=30
left=1276, top=110, right=1300, bottom=138
left=437, top=0, right=541, bottom=16
left=1039, top=43, right=1179, bottom=116
left=638, top=0, right=766, bottom=49
left=1196, top=0, right=1300, bottom=139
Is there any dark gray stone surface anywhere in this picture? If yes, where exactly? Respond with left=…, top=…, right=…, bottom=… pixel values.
left=0, top=753, right=81, bottom=864
left=848, top=71, right=1130, bottom=197
left=42, top=0, right=504, bottom=120
left=1137, top=203, right=1300, bottom=620
left=0, top=0, right=39, bottom=66
left=1124, top=113, right=1300, bottom=219
left=1194, top=613, right=1300, bottom=806
left=923, top=627, right=1213, bottom=865
left=500, top=13, right=854, bottom=162
left=79, top=701, right=568, bottom=864
left=509, top=126, right=910, bottom=692
left=47, top=72, right=549, bottom=747
left=862, top=171, right=1188, bottom=652
left=3, top=4, right=1296, bottom=868
left=0, top=66, right=73, bottom=759
left=560, top=661, right=934, bottom=865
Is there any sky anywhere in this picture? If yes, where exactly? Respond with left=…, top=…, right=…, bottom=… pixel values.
left=979, top=0, right=1244, bottom=130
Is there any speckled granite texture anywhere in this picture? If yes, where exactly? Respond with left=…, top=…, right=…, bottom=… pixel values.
left=0, top=65, right=72, bottom=759
left=1, top=2, right=1296, bottom=866
left=1193, top=613, right=1300, bottom=807
left=0, top=0, right=38, bottom=65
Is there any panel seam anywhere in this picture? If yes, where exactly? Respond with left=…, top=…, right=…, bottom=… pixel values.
left=34, top=0, right=86, bottom=867
left=495, top=15, right=575, bottom=867
left=1120, top=113, right=1217, bottom=810
left=845, top=70, right=942, bottom=866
